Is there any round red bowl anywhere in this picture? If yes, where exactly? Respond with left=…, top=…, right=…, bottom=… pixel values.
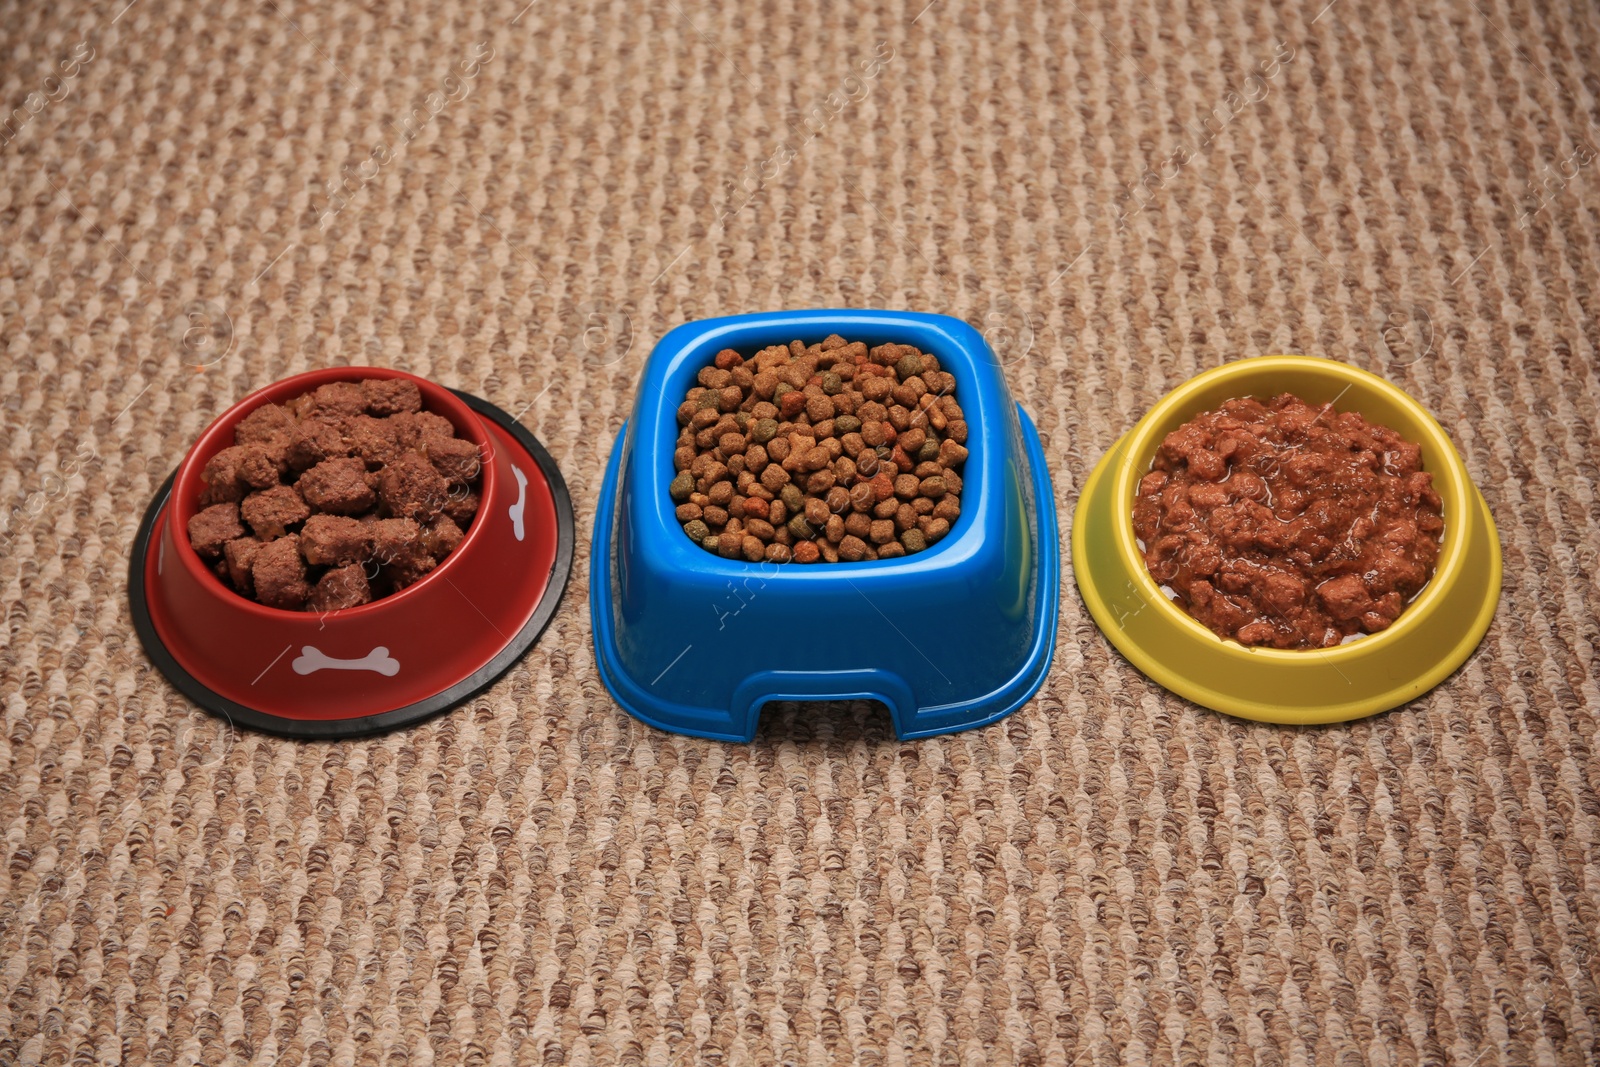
left=129, top=366, right=574, bottom=737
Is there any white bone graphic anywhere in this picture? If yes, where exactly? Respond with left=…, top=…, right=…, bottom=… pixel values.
left=509, top=465, right=528, bottom=541
left=291, top=645, right=401, bottom=676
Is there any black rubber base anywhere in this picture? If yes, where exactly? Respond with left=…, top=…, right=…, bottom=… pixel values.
left=127, top=391, right=575, bottom=739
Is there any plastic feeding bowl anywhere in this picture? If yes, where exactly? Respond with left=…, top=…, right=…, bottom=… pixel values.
left=1073, top=355, right=1502, bottom=724
left=129, top=366, right=573, bottom=737
left=590, top=309, right=1060, bottom=742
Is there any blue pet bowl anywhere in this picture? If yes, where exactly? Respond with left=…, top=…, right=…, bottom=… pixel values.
left=590, top=309, right=1060, bottom=741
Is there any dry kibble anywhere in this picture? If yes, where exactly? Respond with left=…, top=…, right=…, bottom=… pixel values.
left=669, top=335, right=967, bottom=562
left=838, top=535, right=868, bottom=561
left=759, top=464, right=790, bottom=493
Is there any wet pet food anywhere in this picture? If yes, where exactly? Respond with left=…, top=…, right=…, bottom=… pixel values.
left=1132, top=393, right=1444, bottom=649
left=186, top=378, right=481, bottom=610
left=670, top=336, right=968, bottom=563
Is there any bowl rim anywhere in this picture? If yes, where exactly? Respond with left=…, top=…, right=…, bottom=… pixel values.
left=171, top=365, right=498, bottom=620
left=622, top=308, right=1011, bottom=582
left=1107, top=354, right=1472, bottom=661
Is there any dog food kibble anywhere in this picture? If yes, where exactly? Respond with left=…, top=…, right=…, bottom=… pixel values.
left=670, top=336, right=967, bottom=562
left=240, top=484, right=310, bottom=539
left=298, top=456, right=378, bottom=515
left=300, top=514, right=374, bottom=567
left=307, top=564, right=373, bottom=612
left=252, top=535, right=311, bottom=610
left=187, top=502, right=246, bottom=559
left=187, top=378, right=483, bottom=610
left=1132, top=393, right=1445, bottom=649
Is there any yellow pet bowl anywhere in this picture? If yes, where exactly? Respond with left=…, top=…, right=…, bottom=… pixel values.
left=1073, top=355, right=1502, bottom=724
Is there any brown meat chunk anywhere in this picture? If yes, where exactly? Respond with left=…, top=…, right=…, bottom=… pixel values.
left=187, top=503, right=245, bottom=560
left=222, top=537, right=262, bottom=593
left=363, top=378, right=423, bottom=416
left=370, top=517, right=428, bottom=570
left=442, top=487, right=480, bottom=527
left=238, top=443, right=284, bottom=486
left=379, top=452, right=450, bottom=523
left=384, top=554, right=436, bottom=591
left=1316, top=574, right=1372, bottom=622
left=197, top=478, right=244, bottom=507
left=345, top=414, right=403, bottom=469
left=370, top=517, right=435, bottom=589
left=285, top=417, right=348, bottom=471
left=300, top=514, right=374, bottom=566
left=387, top=411, right=455, bottom=452
left=421, top=515, right=465, bottom=561
left=197, top=447, right=246, bottom=505
left=204, top=444, right=279, bottom=495
left=240, top=484, right=310, bottom=539
left=308, top=381, right=368, bottom=417
left=306, top=565, right=373, bottom=612
left=252, top=535, right=310, bottom=609
left=298, top=457, right=376, bottom=515
left=425, top=437, right=481, bottom=485
left=234, top=403, right=296, bottom=447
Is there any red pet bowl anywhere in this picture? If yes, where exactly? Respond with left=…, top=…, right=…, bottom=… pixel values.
left=129, top=367, right=573, bottom=737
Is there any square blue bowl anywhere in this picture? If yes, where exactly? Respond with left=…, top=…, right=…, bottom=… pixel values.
left=590, top=309, right=1060, bottom=740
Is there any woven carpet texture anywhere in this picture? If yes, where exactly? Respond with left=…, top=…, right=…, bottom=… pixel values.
left=2, top=0, right=1598, bottom=1064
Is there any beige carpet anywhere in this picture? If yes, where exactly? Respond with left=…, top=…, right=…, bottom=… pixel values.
left=3, top=0, right=1599, bottom=1063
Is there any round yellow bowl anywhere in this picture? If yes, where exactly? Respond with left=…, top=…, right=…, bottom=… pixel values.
left=1072, top=355, right=1502, bottom=724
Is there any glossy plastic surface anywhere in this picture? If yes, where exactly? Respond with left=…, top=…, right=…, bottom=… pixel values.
left=1073, top=355, right=1502, bottom=723
left=590, top=309, right=1060, bottom=741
